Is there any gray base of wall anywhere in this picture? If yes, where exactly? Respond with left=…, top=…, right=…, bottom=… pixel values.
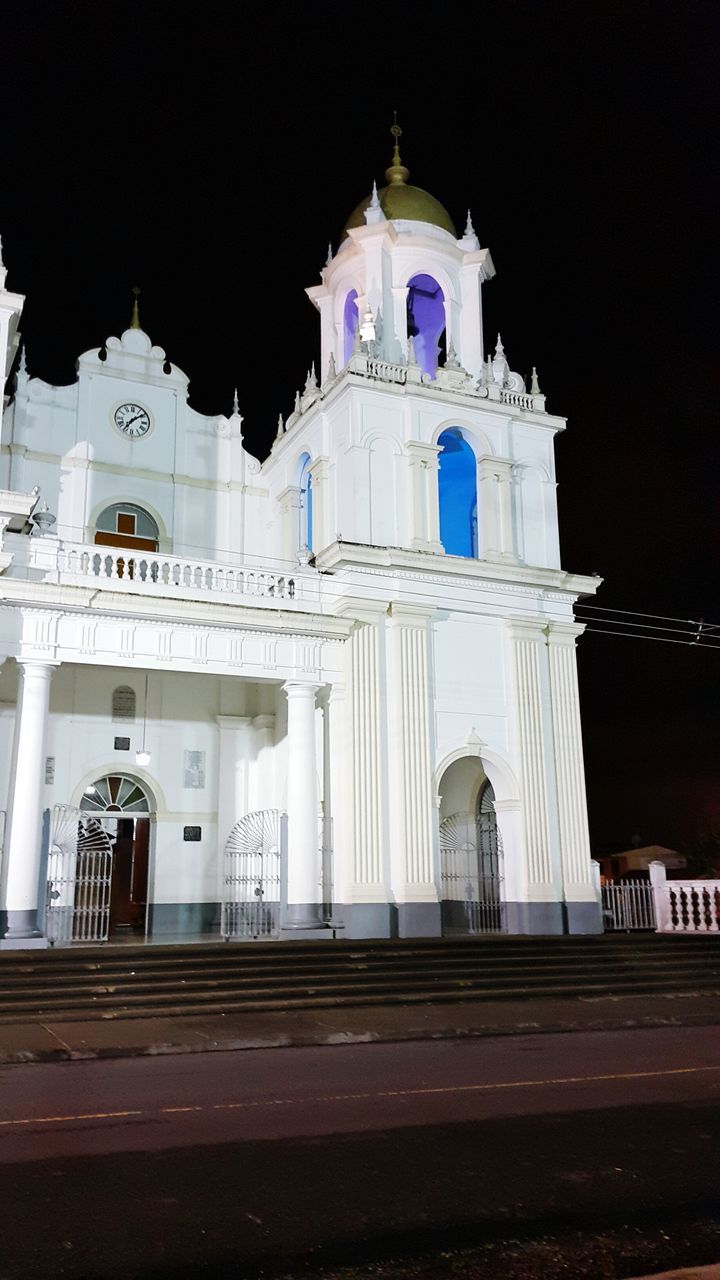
left=396, top=902, right=442, bottom=938
left=504, top=901, right=566, bottom=935
left=147, top=902, right=220, bottom=936
left=564, top=900, right=604, bottom=934
left=345, top=904, right=395, bottom=939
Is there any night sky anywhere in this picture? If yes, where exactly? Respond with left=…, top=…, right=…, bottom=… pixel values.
left=2, top=1, right=717, bottom=853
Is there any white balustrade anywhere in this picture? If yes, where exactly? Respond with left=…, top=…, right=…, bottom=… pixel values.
left=500, top=389, right=536, bottom=410
left=649, top=860, right=720, bottom=933
left=37, top=541, right=315, bottom=608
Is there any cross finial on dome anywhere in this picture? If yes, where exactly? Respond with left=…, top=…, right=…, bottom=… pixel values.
left=385, top=113, right=409, bottom=186
left=130, top=286, right=141, bottom=330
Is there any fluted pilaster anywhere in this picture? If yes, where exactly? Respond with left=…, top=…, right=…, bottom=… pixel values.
left=548, top=626, right=594, bottom=891
left=508, top=624, right=553, bottom=888
left=388, top=606, right=435, bottom=893
left=349, top=617, right=384, bottom=891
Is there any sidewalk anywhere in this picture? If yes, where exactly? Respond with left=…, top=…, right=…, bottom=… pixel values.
left=630, top=1269, right=720, bottom=1280
left=1, top=989, right=719, bottom=1064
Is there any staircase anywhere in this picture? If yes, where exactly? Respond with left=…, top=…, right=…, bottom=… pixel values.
left=0, top=934, right=718, bottom=1024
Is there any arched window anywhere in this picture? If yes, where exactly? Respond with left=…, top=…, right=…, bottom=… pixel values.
left=95, top=503, right=159, bottom=551
left=112, top=685, right=136, bottom=723
left=343, top=289, right=359, bottom=365
left=438, top=428, right=478, bottom=558
left=406, top=273, right=445, bottom=376
left=298, top=453, right=313, bottom=552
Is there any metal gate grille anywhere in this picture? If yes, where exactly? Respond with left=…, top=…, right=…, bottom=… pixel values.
left=221, top=809, right=286, bottom=940
left=602, top=880, right=656, bottom=930
left=46, top=805, right=115, bottom=943
left=440, top=812, right=505, bottom=935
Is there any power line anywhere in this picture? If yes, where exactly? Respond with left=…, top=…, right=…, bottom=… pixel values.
left=582, top=626, right=720, bottom=651
left=575, top=602, right=719, bottom=630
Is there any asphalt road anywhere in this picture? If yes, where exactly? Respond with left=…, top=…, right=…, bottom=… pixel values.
left=0, top=1026, right=718, bottom=1278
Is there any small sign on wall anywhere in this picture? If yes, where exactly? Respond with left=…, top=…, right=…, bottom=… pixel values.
left=183, top=750, right=206, bottom=789
left=45, top=757, right=55, bottom=785
left=114, top=737, right=130, bottom=751
left=183, top=826, right=202, bottom=842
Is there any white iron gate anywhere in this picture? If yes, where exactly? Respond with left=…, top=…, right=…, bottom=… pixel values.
left=221, top=809, right=287, bottom=940
left=439, top=811, right=505, bottom=935
left=45, top=804, right=115, bottom=943
left=601, top=880, right=656, bottom=931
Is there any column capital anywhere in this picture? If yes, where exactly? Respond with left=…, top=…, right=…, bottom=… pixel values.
left=252, top=713, right=276, bottom=729
left=505, top=617, right=548, bottom=641
left=478, top=455, right=513, bottom=479
left=215, top=714, right=253, bottom=729
left=282, top=679, right=321, bottom=697
left=546, top=620, right=586, bottom=644
left=17, top=659, right=60, bottom=675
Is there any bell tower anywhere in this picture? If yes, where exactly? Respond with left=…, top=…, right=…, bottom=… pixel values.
left=307, top=126, right=495, bottom=380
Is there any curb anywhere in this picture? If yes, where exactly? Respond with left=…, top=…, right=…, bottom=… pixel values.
left=1, top=1006, right=719, bottom=1066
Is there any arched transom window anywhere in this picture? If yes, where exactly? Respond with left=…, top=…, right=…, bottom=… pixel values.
left=95, top=503, right=159, bottom=551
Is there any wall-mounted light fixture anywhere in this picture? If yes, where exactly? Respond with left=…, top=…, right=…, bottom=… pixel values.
left=135, top=672, right=151, bottom=767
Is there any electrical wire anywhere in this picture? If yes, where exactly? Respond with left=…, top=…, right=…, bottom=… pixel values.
left=582, top=626, right=720, bottom=650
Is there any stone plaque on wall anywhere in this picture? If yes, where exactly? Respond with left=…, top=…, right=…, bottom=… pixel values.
left=45, top=756, right=55, bottom=785
left=183, top=750, right=206, bottom=789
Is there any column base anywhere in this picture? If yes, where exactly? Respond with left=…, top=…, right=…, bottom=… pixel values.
left=283, top=903, right=326, bottom=931
left=504, top=901, right=565, bottom=935
left=0, top=909, right=43, bottom=941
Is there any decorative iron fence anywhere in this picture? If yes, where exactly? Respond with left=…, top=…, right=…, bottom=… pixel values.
left=601, top=880, right=656, bottom=931
left=221, top=810, right=287, bottom=940
left=45, top=805, right=115, bottom=943
left=439, top=812, right=505, bottom=935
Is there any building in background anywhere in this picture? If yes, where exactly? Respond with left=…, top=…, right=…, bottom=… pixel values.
left=0, top=130, right=601, bottom=947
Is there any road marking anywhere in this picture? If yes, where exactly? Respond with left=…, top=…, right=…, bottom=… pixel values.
left=1, top=1064, right=718, bottom=1130
left=0, top=1109, right=142, bottom=1128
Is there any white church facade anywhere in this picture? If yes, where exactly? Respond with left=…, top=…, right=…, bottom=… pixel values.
left=0, top=132, right=602, bottom=947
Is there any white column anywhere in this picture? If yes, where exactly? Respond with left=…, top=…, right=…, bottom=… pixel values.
left=388, top=605, right=439, bottom=936
left=507, top=622, right=560, bottom=930
left=547, top=624, right=599, bottom=930
left=283, top=681, right=322, bottom=929
left=348, top=614, right=386, bottom=899
left=325, top=682, right=349, bottom=914
left=2, top=661, right=56, bottom=938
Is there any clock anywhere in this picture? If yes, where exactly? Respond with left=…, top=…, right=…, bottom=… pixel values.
left=113, top=402, right=151, bottom=438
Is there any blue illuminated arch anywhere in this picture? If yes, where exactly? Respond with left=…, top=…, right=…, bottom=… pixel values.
left=438, top=428, right=478, bottom=558
left=406, top=273, right=445, bottom=377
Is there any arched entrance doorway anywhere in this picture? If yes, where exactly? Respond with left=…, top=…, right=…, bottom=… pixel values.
left=438, top=756, right=505, bottom=934
left=80, top=774, right=153, bottom=935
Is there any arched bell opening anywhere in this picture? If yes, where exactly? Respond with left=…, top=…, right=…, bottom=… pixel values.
left=437, top=755, right=504, bottom=935
left=406, top=273, right=445, bottom=376
left=297, top=452, right=313, bottom=552
left=95, top=503, right=159, bottom=552
left=438, top=428, right=478, bottom=558
left=342, top=289, right=359, bottom=365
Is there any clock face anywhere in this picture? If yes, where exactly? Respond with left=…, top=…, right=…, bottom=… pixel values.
left=113, top=402, right=151, bottom=438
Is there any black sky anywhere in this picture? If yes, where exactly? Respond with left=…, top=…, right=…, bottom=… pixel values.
left=1, top=0, right=717, bottom=851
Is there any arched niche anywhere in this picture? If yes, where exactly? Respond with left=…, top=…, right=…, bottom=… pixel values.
left=437, top=428, right=478, bottom=557
left=342, top=289, right=359, bottom=365
left=406, top=273, right=445, bottom=376
left=297, top=452, right=313, bottom=551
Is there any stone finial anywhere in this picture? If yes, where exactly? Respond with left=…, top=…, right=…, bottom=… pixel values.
left=364, top=179, right=385, bottom=226
left=294, top=390, right=301, bottom=414
left=18, top=344, right=27, bottom=376
left=530, top=366, right=542, bottom=395
left=326, top=351, right=336, bottom=381
left=464, top=210, right=475, bottom=238
left=305, top=362, right=318, bottom=391
left=407, top=334, right=417, bottom=366
left=359, top=305, right=376, bottom=344
left=444, top=339, right=462, bottom=371
left=492, top=333, right=509, bottom=387
left=326, top=241, right=333, bottom=266
left=232, top=387, right=240, bottom=417
left=484, top=354, right=495, bottom=385
left=277, top=413, right=284, bottom=438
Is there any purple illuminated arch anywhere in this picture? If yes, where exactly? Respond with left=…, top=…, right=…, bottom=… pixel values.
left=407, top=273, right=445, bottom=376
left=343, top=289, right=359, bottom=365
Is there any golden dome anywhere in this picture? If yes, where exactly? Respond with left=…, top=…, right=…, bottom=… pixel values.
left=342, top=125, right=457, bottom=240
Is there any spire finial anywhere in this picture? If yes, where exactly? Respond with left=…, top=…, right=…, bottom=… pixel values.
left=385, top=113, right=409, bottom=186
left=530, top=366, right=542, bottom=395
left=130, top=285, right=141, bottom=330
left=18, top=344, right=27, bottom=375
left=326, top=241, right=333, bottom=267
left=465, top=210, right=475, bottom=237
left=232, top=387, right=240, bottom=417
